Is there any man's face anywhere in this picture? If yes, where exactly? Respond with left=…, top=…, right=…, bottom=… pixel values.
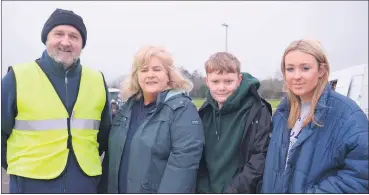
left=205, top=72, right=242, bottom=108
left=46, top=25, right=83, bottom=68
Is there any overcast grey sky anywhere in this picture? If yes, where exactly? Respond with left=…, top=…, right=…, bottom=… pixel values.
left=1, top=1, right=368, bottom=84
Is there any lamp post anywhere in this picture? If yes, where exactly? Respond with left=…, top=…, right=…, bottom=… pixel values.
left=222, top=23, right=229, bottom=52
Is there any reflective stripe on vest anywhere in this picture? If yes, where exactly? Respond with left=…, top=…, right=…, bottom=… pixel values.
left=14, top=119, right=100, bottom=131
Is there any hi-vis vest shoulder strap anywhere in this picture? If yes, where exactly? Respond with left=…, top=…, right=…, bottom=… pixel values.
left=7, top=62, right=106, bottom=179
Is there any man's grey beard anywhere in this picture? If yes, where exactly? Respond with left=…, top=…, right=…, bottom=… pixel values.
left=47, top=49, right=81, bottom=69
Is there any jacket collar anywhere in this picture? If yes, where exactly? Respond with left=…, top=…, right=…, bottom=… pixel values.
left=277, top=84, right=332, bottom=128
left=36, top=50, right=82, bottom=78
left=122, top=89, right=188, bottom=116
left=199, top=84, right=262, bottom=113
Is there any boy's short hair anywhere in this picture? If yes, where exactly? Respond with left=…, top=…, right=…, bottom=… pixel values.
left=204, top=52, right=241, bottom=74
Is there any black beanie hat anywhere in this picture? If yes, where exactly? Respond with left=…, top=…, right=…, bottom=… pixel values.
left=41, top=8, right=87, bottom=48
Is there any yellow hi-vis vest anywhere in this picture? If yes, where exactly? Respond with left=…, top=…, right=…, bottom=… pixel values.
left=7, top=62, right=106, bottom=179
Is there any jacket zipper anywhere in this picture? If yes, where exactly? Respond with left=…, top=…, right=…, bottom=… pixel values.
left=64, top=70, right=70, bottom=193
left=216, top=112, right=221, bottom=140
left=65, top=70, right=72, bottom=148
left=283, top=127, right=292, bottom=173
left=63, top=164, right=67, bottom=192
left=125, top=105, right=162, bottom=191
left=238, top=101, right=261, bottom=172
left=65, top=70, right=69, bottom=114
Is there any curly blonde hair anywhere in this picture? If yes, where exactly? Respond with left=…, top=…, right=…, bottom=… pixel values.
left=121, top=46, right=193, bottom=101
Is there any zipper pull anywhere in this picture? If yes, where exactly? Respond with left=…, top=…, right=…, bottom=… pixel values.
left=71, top=110, right=75, bottom=120
left=216, top=131, right=220, bottom=140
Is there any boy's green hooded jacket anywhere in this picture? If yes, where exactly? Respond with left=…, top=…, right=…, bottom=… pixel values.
left=197, top=72, right=272, bottom=193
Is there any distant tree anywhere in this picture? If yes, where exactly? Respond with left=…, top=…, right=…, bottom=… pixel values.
left=189, top=70, right=205, bottom=98
left=274, top=70, right=284, bottom=81
left=258, top=71, right=285, bottom=99
left=178, top=67, right=206, bottom=98
left=179, top=67, right=192, bottom=80
left=199, top=84, right=208, bottom=98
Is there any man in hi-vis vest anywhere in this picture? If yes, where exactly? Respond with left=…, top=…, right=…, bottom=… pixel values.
left=1, top=8, right=112, bottom=193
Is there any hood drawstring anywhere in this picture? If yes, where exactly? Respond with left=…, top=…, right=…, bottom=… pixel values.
left=213, top=110, right=222, bottom=140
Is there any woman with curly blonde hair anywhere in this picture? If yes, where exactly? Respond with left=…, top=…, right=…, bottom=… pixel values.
left=98, top=46, right=204, bottom=193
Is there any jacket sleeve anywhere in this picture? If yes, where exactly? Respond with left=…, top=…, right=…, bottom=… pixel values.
left=306, top=110, right=368, bottom=193
left=97, top=151, right=109, bottom=193
left=1, top=69, right=17, bottom=170
left=158, top=101, right=205, bottom=193
left=196, top=154, right=210, bottom=193
left=196, top=105, right=210, bottom=193
left=97, top=73, right=112, bottom=155
left=97, top=74, right=112, bottom=193
left=225, top=104, right=272, bottom=193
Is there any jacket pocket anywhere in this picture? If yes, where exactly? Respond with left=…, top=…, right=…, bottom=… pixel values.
left=141, top=180, right=159, bottom=193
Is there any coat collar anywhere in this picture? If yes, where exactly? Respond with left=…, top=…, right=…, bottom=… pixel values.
left=277, top=84, right=332, bottom=128
left=36, top=50, right=82, bottom=78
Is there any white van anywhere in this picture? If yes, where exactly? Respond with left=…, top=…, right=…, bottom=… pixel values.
left=329, top=64, right=368, bottom=118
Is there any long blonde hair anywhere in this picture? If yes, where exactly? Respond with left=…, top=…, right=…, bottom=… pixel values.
left=281, top=39, right=330, bottom=128
left=121, top=46, right=193, bottom=101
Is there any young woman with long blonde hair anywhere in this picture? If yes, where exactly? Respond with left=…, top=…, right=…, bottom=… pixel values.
left=262, top=39, right=368, bottom=193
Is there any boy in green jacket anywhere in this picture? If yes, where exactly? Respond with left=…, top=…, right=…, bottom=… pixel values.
left=197, top=52, right=272, bottom=193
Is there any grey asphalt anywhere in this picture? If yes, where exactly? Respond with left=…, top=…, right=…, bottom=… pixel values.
left=1, top=169, right=9, bottom=193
